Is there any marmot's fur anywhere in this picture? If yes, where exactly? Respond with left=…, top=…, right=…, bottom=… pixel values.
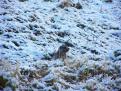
left=54, top=44, right=69, bottom=61
left=59, top=0, right=75, bottom=8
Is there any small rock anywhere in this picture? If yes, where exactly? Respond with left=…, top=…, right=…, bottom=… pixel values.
left=40, top=26, right=45, bottom=30
left=77, top=23, right=86, bottom=29
left=18, top=0, right=28, bottom=2
left=110, top=26, right=119, bottom=30
left=51, top=25, right=61, bottom=29
left=90, top=49, right=99, bottom=55
left=4, top=34, right=13, bottom=38
left=2, top=44, right=9, bottom=49
left=64, top=41, right=74, bottom=47
left=43, top=0, right=52, bottom=2
left=0, top=30, right=4, bottom=35
left=50, top=17, right=55, bottom=23
left=0, top=12, right=7, bottom=15
left=29, top=35, right=37, bottom=41
left=56, top=31, right=69, bottom=37
left=114, top=50, right=121, bottom=57
left=33, top=30, right=42, bottom=36
left=12, top=41, right=20, bottom=47
left=75, top=2, right=82, bottom=9
left=104, top=0, right=112, bottom=2
left=29, top=15, right=37, bottom=22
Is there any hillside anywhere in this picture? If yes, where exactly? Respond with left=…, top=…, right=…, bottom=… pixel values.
left=0, top=0, right=121, bottom=91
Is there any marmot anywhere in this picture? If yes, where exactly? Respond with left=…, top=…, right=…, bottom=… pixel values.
left=53, top=44, right=69, bottom=61
left=59, top=0, right=75, bottom=8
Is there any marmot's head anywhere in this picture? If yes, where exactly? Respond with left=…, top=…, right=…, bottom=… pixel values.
left=60, top=44, right=69, bottom=53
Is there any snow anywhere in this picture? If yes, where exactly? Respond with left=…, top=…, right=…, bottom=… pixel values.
left=0, top=0, right=121, bottom=90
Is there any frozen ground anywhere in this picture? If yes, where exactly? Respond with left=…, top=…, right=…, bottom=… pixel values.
left=0, top=0, right=121, bottom=91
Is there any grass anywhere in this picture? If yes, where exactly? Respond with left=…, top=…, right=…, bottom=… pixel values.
left=0, top=56, right=121, bottom=91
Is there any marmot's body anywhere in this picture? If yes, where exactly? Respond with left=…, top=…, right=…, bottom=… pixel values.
left=59, top=0, right=74, bottom=8
left=75, top=2, right=82, bottom=9
left=63, top=0, right=74, bottom=7
left=54, top=44, right=69, bottom=61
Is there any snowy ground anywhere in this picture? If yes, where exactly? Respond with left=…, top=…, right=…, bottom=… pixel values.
left=0, top=0, right=121, bottom=91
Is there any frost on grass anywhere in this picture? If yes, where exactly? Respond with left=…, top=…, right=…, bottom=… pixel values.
left=0, top=57, right=121, bottom=91
left=0, top=0, right=121, bottom=90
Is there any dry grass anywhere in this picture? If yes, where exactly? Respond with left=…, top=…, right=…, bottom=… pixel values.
left=0, top=56, right=121, bottom=91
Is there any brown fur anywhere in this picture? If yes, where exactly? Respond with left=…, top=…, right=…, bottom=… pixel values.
left=59, top=0, right=74, bottom=8
left=54, top=44, right=69, bottom=61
